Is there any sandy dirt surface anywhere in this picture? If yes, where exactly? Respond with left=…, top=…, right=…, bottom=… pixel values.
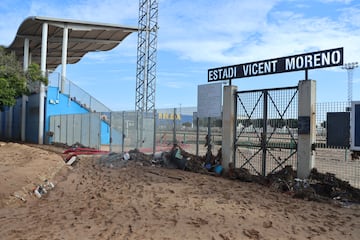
left=0, top=142, right=359, bottom=240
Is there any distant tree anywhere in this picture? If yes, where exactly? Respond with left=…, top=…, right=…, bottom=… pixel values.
left=239, top=119, right=252, bottom=127
left=0, top=46, right=26, bottom=108
left=252, top=119, right=263, bottom=128
left=269, top=118, right=286, bottom=128
left=25, top=63, right=48, bottom=89
left=0, top=46, right=47, bottom=109
left=182, top=122, right=192, bottom=128
left=287, top=119, right=298, bottom=128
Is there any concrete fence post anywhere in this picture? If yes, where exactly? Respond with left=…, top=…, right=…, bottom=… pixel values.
left=297, top=80, right=316, bottom=179
left=222, top=85, right=238, bottom=172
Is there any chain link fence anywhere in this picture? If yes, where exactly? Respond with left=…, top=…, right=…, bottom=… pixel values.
left=315, top=101, right=360, bottom=187
left=46, top=101, right=359, bottom=188
left=235, top=86, right=299, bottom=176
left=155, top=107, right=222, bottom=157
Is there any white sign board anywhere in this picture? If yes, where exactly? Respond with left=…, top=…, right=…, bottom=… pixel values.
left=197, top=83, right=222, bottom=118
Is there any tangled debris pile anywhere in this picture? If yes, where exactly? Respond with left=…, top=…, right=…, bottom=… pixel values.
left=307, top=169, right=360, bottom=203
left=97, top=149, right=153, bottom=168
left=229, top=163, right=360, bottom=204
left=97, top=146, right=360, bottom=205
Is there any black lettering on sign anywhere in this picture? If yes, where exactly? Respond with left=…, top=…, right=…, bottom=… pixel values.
left=208, top=47, right=343, bottom=82
left=208, top=66, right=237, bottom=81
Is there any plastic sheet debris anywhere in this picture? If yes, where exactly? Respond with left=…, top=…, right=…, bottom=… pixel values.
left=123, top=152, right=130, bottom=161
left=66, top=156, right=78, bottom=166
left=33, top=180, right=55, bottom=199
left=34, top=186, right=46, bottom=198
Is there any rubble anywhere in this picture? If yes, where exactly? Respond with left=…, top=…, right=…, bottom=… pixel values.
left=308, top=168, right=360, bottom=203
left=97, top=149, right=153, bottom=168
left=33, top=180, right=55, bottom=198
left=96, top=146, right=360, bottom=206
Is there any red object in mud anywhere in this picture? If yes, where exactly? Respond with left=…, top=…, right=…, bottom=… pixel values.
left=63, top=147, right=109, bottom=161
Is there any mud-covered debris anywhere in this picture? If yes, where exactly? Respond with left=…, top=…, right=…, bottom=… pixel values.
left=227, top=163, right=267, bottom=185
left=309, top=168, right=360, bottom=203
left=185, top=157, right=209, bottom=174
left=228, top=164, right=360, bottom=204
left=97, top=149, right=154, bottom=168
left=96, top=147, right=360, bottom=205
left=267, top=165, right=297, bottom=183
left=128, top=149, right=153, bottom=164
left=97, top=152, right=129, bottom=168
left=228, top=163, right=253, bottom=182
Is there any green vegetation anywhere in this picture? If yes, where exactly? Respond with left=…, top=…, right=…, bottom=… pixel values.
left=0, top=46, right=47, bottom=109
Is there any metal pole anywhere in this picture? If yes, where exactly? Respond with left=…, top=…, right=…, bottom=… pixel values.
left=61, top=24, right=68, bottom=93
left=21, top=38, right=29, bottom=142
left=153, top=109, right=157, bottom=155
left=39, top=22, right=48, bottom=144
left=233, top=90, right=238, bottom=168
left=109, top=112, right=113, bottom=152
left=262, top=90, right=268, bottom=176
left=173, top=108, right=177, bottom=144
left=206, top=117, right=211, bottom=162
left=196, top=117, right=199, bottom=158
left=342, top=62, right=358, bottom=108
left=122, top=111, right=125, bottom=153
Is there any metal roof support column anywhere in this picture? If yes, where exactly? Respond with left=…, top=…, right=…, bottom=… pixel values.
left=23, top=38, right=29, bottom=70
left=39, top=22, right=48, bottom=144
left=61, top=24, right=68, bottom=93
left=21, top=38, right=29, bottom=141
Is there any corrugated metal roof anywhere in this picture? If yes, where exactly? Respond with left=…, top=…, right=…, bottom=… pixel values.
left=7, top=16, right=138, bottom=70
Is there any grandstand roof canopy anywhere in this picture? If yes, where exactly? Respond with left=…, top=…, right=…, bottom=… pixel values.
left=6, top=16, right=138, bottom=70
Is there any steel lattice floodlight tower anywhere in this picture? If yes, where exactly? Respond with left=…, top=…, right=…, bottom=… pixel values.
left=342, top=62, right=359, bottom=107
left=135, top=0, right=159, bottom=113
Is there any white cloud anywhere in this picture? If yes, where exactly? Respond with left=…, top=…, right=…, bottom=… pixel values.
left=157, top=0, right=360, bottom=66
left=25, top=0, right=138, bottom=25
left=319, top=0, right=353, bottom=4
left=338, top=5, right=360, bottom=27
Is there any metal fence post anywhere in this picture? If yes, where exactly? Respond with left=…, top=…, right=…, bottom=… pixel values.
left=196, top=116, right=199, bottom=158
left=206, top=117, right=211, bottom=162
left=233, top=91, right=238, bottom=168
left=136, top=111, right=139, bottom=149
left=122, top=111, right=125, bottom=153
left=153, top=109, right=157, bottom=155
left=173, top=108, right=177, bottom=144
left=109, top=112, right=112, bottom=152
left=262, top=90, right=268, bottom=176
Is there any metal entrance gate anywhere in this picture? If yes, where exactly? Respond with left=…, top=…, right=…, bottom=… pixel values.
left=234, top=86, right=298, bottom=176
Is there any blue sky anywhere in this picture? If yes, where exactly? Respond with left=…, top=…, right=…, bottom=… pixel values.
left=1, top=0, right=360, bottom=111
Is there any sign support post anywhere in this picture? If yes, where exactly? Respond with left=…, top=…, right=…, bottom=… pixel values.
left=222, top=85, right=237, bottom=172
left=297, top=80, right=316, bottom=179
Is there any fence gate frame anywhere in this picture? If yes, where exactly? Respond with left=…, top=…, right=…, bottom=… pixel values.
left=234, top=85, right=299, bottom=176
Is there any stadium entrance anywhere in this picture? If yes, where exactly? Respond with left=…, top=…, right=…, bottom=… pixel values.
left=209, top=47, right=344, bottom=178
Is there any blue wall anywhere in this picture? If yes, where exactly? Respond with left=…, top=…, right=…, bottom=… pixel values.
left=26, top=94, right=40, bottom=143
left=101, top=121, right=111, bottom=144
left=1, top=86, right=113, bottom=146
left=12, top=98, right=22, bottom=140
left=45, top=86, right=110, bottom=145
